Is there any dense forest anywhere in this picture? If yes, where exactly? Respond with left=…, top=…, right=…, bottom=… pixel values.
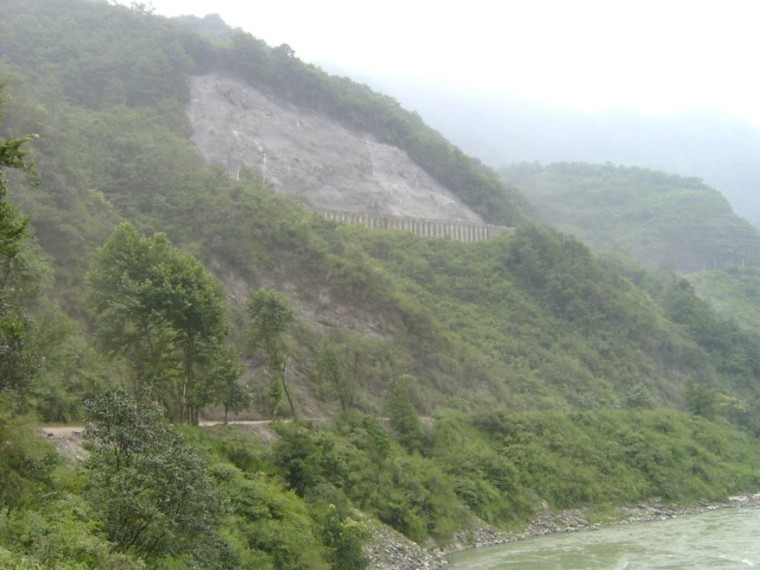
left=501, top=162, right=760, bottom=274
left=3, top=0, right=760, bottom=568
left=500, top=162, right=760, bottom=347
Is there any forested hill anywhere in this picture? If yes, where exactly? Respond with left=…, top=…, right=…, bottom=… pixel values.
left=0, top=0, right=523, bottom=227
left=2, top=0, right=760, bottom=416
left=6, top=1, right=760, bottom=568
left=501, top=162, right=760, bottom=274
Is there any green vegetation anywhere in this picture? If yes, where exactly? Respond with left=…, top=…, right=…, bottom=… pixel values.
left=498, top=163, right=760, bottom=404
left=88, top=223, right=237, bottom=423
left=501, top=162, right=760, bottom=274
left=7, top=402, right=760, bottom=567
left=688, top=266, right=760, bottom=331
left=3, top=1, right=760, bottom=567
left=84, top=386, right=231, bottom=564
left=0, top=0, right=759, bottom=421
left=247, top=288, right=297, bottom=418
left=0, top=87, right=36, bottom=395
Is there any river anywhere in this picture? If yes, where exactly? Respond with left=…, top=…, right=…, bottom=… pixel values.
left=448, top=507, right=760, bottom=569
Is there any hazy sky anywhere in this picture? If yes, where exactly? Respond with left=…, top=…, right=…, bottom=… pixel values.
left=139, top=0, right=760, bottom=125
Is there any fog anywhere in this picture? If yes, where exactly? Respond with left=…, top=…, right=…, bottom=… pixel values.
left=143, top=0, right=760, bottom=126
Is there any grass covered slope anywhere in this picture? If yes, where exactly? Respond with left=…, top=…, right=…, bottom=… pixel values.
left=114, top=166, right=760, bottom=416
left=345, top=224, right=760, bottom=412
left=502, top=162, right=760, bottom=274
left=688, top=266, right=760, bottom=331
left=433, top=408, right=760, bottom=516
left=4, top=80, right=760, bottom=417
left=1, top=0, right=758, bottom=417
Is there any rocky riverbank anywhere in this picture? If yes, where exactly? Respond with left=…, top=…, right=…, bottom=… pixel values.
left=366, top=493, right=760, bottom=570
left=363, top=518, right=448, bottom=570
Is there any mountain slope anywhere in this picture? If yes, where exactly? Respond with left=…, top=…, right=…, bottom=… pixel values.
left=7, top=3, right=760, bottom=567
left=1, top=0, right=760, bottom=422
left=687, top=266, right=760, bottom=331
left=187, top=73, right=483, bottom=221
left=501, top=162, right=760, bottom=275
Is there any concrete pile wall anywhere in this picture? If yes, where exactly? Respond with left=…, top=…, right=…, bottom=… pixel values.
left=320, top=210, right=507, bottom=242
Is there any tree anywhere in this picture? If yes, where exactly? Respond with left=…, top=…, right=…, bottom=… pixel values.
left=247, top=288, right=296, bottom=418
left=0, top=87, right=33, bottom=276
left=314, top=339, right=357, bottom=412
left=88, top=222, right=234, bottom=423
left=84, top=386, right=233, bottom=565
left=684, top=380, right=717, bottom=419
left=318, top=504, right=369, bottom=570
left=0, top=82, right=37, bottom=395
left=211, top=346, right=250, bottom=424
left=387, top=375, right=424, bottom=452
left=0, top=143, right=31, bottom=281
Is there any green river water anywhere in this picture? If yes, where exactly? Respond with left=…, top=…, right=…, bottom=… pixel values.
left=448, top=507, right=760, bottom=569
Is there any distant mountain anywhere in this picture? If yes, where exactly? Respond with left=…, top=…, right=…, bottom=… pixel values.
left=500, top=162, right=760, bottom=275
left=365, top=76, right=760, bottom=228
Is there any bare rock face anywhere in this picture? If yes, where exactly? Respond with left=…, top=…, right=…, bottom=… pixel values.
left=186, top=74, right=483, bottom=223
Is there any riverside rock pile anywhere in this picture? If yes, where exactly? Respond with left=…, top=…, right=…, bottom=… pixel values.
left=367, top=494, right=760, bottom=570
left=364, top=521, right=448, bottom=570
left=616, top=493, right=760, bottom=524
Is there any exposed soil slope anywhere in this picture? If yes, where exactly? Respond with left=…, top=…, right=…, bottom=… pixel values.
left=187, top=74, right=483, bottom=223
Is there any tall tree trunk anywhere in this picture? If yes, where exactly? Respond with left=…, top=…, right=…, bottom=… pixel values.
left=280, top=357, right=296, bottom=419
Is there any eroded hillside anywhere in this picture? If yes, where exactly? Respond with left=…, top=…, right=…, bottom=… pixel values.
left=187, top=74, right=483, bottom=223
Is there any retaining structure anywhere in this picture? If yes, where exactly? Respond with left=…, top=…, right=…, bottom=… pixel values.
left=320, top=209, right=508, bottom=242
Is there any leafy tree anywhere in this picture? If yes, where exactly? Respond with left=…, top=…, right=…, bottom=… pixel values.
left=220, top=470, right=331, bottom=569
left=247, top=287, right=296, bottom=418
left=0, top=82, right=37, bottom=395
left=88, top=222, right=233, bottom=423
left=387, top=375, right=424, bottom=452
left=684, top=380, right=717, bottom=418
left=84, top=386, right=233, bottom=565
left=317, top=504, right=369, bottom=570
left=0, top=142, right=32, bottom=278
left=212, top=346, right=250, bottom=424
left=623, top=383, right=654, bottom=408
left=0, top=411, right=58, bottom=510
left=0, top=300, right=36, bottom=396
left=314, top=339, right=357, bottom=411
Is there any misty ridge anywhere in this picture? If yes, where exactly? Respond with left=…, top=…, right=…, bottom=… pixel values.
left=358, top=73, right=760, bottom=228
